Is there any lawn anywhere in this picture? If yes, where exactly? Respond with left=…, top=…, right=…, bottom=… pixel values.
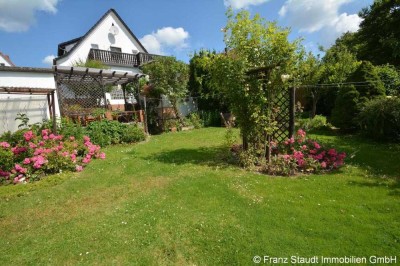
left=0, top=128, right=399, bottom=265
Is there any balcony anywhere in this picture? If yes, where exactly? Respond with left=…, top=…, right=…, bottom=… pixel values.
left=87, top=49, right=159, bottom=67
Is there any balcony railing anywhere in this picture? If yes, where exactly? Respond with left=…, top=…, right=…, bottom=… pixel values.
left=87, top=49, right=159, bottom=67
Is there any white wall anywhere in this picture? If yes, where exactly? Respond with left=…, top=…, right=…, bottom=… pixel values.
left=0, top=95, right=49, bottom=134
left=157, top=95, right=198, bottom=117
left=0, top=71, right=56, bottom=88
left=0, top=70, right=60, bottom=134
left=0, top=55, right=12, bottom=66
left=56, top=12, right=146, bottom=70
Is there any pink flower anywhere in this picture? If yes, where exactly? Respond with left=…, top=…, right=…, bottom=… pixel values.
left=29, top=142, right=37, bottom=149
left=82, top=157, right=91, bottom=164
left=38, top=141, right=45, bottom=146
left=0, top=170, right=10, bottom=177
left=296, top=129, right=306, bottom=142
left=14, top=164, right=27, bottom=174
left=23, top=131, right=34, bottom=142
left=11, top=146, right=27, bottom=155
left=69, top=136, right=75, bottom=141
left=49, top=133, right=55, bottom=140
left=76, top=165, right=83, bottom=172
left=301, top=145, right=307, bottom=150
left=297, top=129, right=306, bottom=137
left=43, top=135, right=49, bottom=140
left=328, top=149, right=337, bottom=157
left=32, top=155, right=46, bottom=169
left=99, top=152, right=106, bottom=159
left=321, top=161, right=327, bottom=168
left=309, top=149, right=317, bottom=155
left=42, top=129, right=49, bottom=137
left=0, top=142, right=10, bottom=148
left=313, top=142, right=321, bottom=149
left=83, top=136, right=91, bottom=143
left=23, top=158, right=31, bottom=164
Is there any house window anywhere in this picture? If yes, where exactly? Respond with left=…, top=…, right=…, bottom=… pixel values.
left=110, top=46, right=122, bottom=53
left=91, top=44, right=99, bottom=49
left=0, top=63, right=5, bottom=67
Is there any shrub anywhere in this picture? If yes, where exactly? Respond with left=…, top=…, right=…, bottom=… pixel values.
left=163, top=119, right=179, bottom=132
left=357, top=97, right=400, bottom=141
left=200, top=110, right=221, bottom=127
left=0, top=130, right=105, bottom=185
left=0, top=129, right=29, bottom=147
left=347, top=61, right=386, bottom=99
left=297, top=115, right=331, bottom=131
left=187, top=113, right=203, bottom=129
left=331, top=85, right=360, bottom=130
left=280, top=129, right=346, bottom=170
left=85, top=120, right=125, bottom=146
left=121, top=124, right=146, bottom=143
left=58, top=118, right=86, bottom=140
left=233, top=129, right=346, bottom=176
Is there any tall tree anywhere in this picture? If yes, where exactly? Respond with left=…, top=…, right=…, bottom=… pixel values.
left=298, top=52, right=324, bottom=118
left=141, top=57, right=189, bottom=122
left=317, top=44, right=360, bottom=116
left=356, top=0, right=400, bottom=66
left=188, top=50, right=228, bottom=112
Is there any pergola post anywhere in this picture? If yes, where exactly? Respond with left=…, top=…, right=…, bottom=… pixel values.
left=51, top=91, right=57, bottom=133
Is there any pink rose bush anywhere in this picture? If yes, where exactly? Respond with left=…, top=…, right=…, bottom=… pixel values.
left=264, top=129, right=346, bottom=176
left=0, top=130, right=106, bottom=185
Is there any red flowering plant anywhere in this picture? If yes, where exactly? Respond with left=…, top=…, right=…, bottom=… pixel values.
left=0, top=130, right=106, bottom=185
left=263, top=129, right=346, bottom=175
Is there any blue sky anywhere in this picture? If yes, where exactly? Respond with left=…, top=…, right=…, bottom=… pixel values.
left=0, top=0, right=373, bottom=67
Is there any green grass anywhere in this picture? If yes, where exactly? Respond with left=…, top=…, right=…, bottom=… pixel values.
left=0, top=128, right=399, bottom=265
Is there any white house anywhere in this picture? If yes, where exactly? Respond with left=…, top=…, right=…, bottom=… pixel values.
left=54, top=9, right=157, bottom=111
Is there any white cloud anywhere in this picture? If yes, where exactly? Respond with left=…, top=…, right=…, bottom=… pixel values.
left=279, top=0, right=362, bottom=38
left=224, top=0, right=270, bottom=9
left=333, top=13, right=362, bottom=33
left=0, top=0, right=60, bottom=32
left=140, top=35, right=162, bottom=55
left=140, top=27, right=189, bottom=55
left=42, top=55, right=55, bottom=65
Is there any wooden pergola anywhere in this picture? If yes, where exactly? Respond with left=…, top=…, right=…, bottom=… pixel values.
left=53, top=66, right=145, bottom=114
left=0, top=86, right=57, bottom=132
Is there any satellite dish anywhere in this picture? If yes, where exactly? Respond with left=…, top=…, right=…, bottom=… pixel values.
left=109, top=25, right=119, bottom=35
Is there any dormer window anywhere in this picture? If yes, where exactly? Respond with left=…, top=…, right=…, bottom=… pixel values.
left=91, top=44, right=99, bottom=49
left=110, top=46, right=122, bottom=53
